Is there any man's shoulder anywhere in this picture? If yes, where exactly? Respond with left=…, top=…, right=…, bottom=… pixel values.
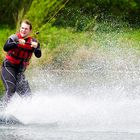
left=8, top=34, right=19, bottom=42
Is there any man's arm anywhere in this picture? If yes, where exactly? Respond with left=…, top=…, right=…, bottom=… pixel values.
left=3, top=34, right=18, bottom=52
left=31, top=38, right=41, bottom=58
left=34, top=42, right=41, bottom=58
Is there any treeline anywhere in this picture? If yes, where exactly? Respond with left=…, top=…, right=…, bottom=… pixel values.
left=0, top=0, right=140, bottom=28
left=55, top=0, right=140, bottom=28
left=67, top=0, right=140, bottom=18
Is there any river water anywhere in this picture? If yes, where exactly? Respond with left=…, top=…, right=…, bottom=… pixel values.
left=1, top=47, right=140, bottom=140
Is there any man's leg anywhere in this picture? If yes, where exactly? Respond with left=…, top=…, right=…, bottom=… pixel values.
left=1, top=62, right=17, bottom=103
left=16, top=73, right=31, bottom=98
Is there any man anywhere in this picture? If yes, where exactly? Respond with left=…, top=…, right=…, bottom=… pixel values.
left=1, top=19, right=41, bottom=103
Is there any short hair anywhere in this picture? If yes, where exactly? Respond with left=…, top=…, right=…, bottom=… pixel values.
left=21, top=19, right=32, bottom=30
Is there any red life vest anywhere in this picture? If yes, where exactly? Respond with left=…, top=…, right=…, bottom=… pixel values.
left=6, top=33, right=34, bottom=66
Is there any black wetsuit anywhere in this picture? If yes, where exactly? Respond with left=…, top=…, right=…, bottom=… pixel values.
left=1, top=34, right=41, bottom=102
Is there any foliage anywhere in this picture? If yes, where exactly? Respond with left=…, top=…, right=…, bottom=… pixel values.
left=28, top=19, right=140, bottom=70
left=0, top=0, right=33, bottom=27
left=0, top=0, right=140, bottom=94
left=58, top=0, right=140, bottom=27
left=23, top=0, right=68, bottom=31
left=54, top=7, right=97, bottom=31
left=0, top=26, right=15, bottom=62
left=0, top=78, right=4, bottom=96
left=1, top=0, right=140, bottom=27
left=67, top=0, right=140, bottom=12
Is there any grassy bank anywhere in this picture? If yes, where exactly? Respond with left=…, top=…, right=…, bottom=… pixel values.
left=30, top=22, right=140, bottom=69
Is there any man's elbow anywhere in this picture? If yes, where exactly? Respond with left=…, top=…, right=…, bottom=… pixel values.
left=3, top=45, right=9, bottom=52
left=35, top=51, right=41, bottom=58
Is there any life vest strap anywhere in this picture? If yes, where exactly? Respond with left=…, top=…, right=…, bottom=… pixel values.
left=18, top=46, right=34, bottom=52
left=7, top=53, right=30, bottom=62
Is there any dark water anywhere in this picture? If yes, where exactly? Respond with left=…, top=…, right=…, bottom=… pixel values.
left=1, top=124, right=140, bottom=140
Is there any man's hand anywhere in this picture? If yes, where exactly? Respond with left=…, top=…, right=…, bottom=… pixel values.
left=31, top=41, right=38, bottom=48
left=18, top=39, right=25, bottom=44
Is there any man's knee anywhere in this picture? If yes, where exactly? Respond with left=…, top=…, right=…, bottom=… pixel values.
left=16, top=79, right=31, bottom=97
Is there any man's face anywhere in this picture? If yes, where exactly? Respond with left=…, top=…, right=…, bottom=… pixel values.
left=20, top=22, right=31, bottom=38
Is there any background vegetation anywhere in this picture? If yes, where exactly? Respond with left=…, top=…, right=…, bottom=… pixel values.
left=0, top=0, right=140, bottom=95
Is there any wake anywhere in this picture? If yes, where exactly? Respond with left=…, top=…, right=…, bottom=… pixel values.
left=2, top=47, right=140, bottom=133
left=2, top=91, right=140, bottom=133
